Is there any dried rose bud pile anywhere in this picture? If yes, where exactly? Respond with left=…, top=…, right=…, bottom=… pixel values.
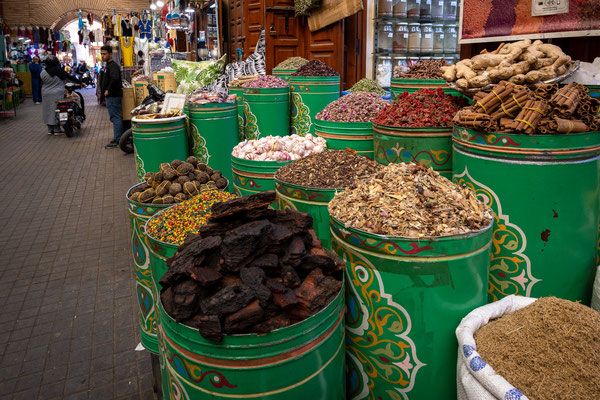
left=232, top=135, right=326, bottom=162
left=373, top=88, right=467, bottom=127
left=243, top=75, right=289, bottom=89
left=316, top=92, right=388, bottom=122
left=291, top=60, right=339, bottom=77
left=329, top=163, right=492, bottom=237
left=228, top=75, right=260, bottom=88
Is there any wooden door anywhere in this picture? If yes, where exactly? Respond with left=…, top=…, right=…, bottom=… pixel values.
left=227, top=0, right=245, bottom=61
left=245, top=0, right=265, bottom=55
left=342, top=9, right=366, bottom=89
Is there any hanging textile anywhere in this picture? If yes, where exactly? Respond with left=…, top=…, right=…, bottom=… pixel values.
left=88, top=13, right=93, bottom=25
left=121, top=19, right=133, bottom=37
left=32, top=27, right=40, bottom=43
left=103, top=15, right=114, bottom=39
left=139, top=16, right=152, bottom=39
left=114, top=14, right=121, bottom=37
left=78, top=11, right=84, bottom=30
left=131, top=14, right=140, bottom=37
left=110, top=38, right=121, bottom=66
left=121, top=37, right=134, bottom=66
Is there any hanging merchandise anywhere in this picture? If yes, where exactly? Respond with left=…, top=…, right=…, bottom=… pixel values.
left=89, top=31, right=95, bottom=43
left=135, top=37, right=149, bottom=75
left=78, top=11, right=84, bottom=30
left=110, top=38, right=121, bottom=67
left=121, top=36, right=134, bottom=67
left=122, top=19, right=133, bottom=37
left=140, top=12, right=152, bottom=39
left=88, top=13, right=93, bottom=25
left=131, top=14, right=140, bottom=37
left=32, top=26, right=40, bottom=43
left=103, top=15, right=114, bottom=39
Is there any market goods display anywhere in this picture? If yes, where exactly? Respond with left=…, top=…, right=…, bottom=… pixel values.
left=242, top=75, right=288, bottom=88
left=131, top=103, right=163, bottom=116
left=274, top=57, right=309, bottom=70
left=316, top=92, right=388, bottom=122
left=133, top=110, right=184, bottom=119
left=172, top=56, right=226, bottom=94
left=187, top=89, right=236, bottom=105
left=443, top=40, right=577, bottom=89
left=474, top=297, right=600, bottom=400
left=294, top=0, right=320, bottom=16
left=232, top=134, right=326, bottom=161
left=275, top=149, right=382, bottom=188
left=373, top=88, right=467, bottom=127
left=159, top=191, right=344, bottom=341
left=291, top=60, right=339, bottom=77
left=454, top=81, right=600, bottom=134
left=329, top=163, right=492, bottom=236
left=227, top=75, right=259, bottom=88
left=347, top=78, right=386, bottom=96
left=129, top=157, right=229, bottom=204
left=146, top=190, right=237, bottom=244
left=394, top=59, right=446, bottom=79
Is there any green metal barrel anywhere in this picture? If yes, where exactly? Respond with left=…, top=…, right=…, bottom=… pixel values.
left=452, top=127, right=600, bottom=303
left=144, top=209, right=179, bottom=296
left=373, top=124, right=453, bottom=178
left=229, top=87, right=246, bottom=141
left=272, top=68, right=296, bottom=83
left=244, top=87, right=290, bottom=139
left=275, top=179, right=337, bottom=248
left=314, top=119, right=374, bottom=159
left=132, top=115, right=190, bottom=182
left=231, top=156, right=290, bottom=199
left=390, top=78, right=465, bottom=100
left=157, top=286, right=345, bottom=399
left=126, top=183, right=171, bottom=354
left=290, top=76, right=340, bottom=137
left=586, top=85, right=600, bottom=101
left=330, top=216, right=493, bottom=400
left=188, top=103, right=239, bottom=190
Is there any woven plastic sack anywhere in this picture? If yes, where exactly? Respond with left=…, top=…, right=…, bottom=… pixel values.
left=171, top=56, right=226, bottom=94
left=456, top=295, right=537, bottom=400
left=592, top=265, right=600, bottom=312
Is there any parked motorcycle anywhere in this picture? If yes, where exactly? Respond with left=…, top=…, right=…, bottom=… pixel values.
left=81, top=71, right=95, bottom=88
left=55, top=83, right=85, bottom=137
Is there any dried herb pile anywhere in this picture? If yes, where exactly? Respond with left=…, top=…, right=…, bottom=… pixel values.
left=232, top=134, right=326, bottom=161
left=373, top=89, right=467, bottom=127
left=242, top=75, right=289, bottom=88
left=316, top=93, right=388, bottom=122
left=275, top=149, right=382, bottom=189
left=347, top=78, right=386, bottom=96
left=274, top=57, right=309, bottom=70
left=291, top=60, right=339, bottom=77
left=329, top=163, right=492, bottom=237
left=475, top=297, right=600, bottom=400
left=454, top=81, right=600, bottom=134
left=160, top=191, right=344, bottom=342
left=395, top=59, right=447, bottom=79
left=129, top=157, right=229, bottom=204
left=228, top=75, right=259, bottom=88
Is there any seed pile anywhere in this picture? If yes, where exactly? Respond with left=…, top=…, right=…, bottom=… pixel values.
left=146, top=190, right=237, bottom=244
left=329, top=163, right=492, bottom=237
left=396, top=59, right=447, bottom=79
left=275, top=149, right=382, bottom=189
left=274, top=57, right=309, bottom=70
left=291, top=60, right=339, bottom=77
left=475, top=297, right=600, bottom=400
left=242, top=75, right=288, bottom=88
left=160, top=191, right=344, bottom=341
left=347, top=78, right=387, bottom=96
left=228, top=75, right=259, bottom=88
left=373, top=89, right=467, bottom=127
left=129, top=157, right=229, bottom=204
left=232, top=134, right=326, bottom=161
left=316, top=93, right=388, bottom=122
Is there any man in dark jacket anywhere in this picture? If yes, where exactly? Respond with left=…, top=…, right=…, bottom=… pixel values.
left=100, top=45, right=123, bottom=148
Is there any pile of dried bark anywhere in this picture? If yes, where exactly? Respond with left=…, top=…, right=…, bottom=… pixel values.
left=160, top=191, right=344, bottom=342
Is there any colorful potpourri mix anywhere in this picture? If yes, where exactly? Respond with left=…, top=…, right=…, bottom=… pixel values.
left=242, top=75, right=289, bottom=88
left=231, top=135, right=326, bottom=162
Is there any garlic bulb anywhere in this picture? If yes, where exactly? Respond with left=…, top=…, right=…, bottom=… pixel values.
left=232, top=135, right=327, bottom=162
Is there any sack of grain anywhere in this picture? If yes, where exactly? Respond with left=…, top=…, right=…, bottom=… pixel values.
left=592, top=265, right=600, bottom=312
left=455, top=295, right=536, bottom=400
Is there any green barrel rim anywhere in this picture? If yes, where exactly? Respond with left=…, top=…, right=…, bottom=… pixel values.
left=231, top=155, right=291, bottom=199
left=314, top=119, right=374, bottom=158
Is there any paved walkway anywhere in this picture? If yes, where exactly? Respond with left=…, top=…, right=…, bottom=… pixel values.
left=0, top=89, right=156, bottom=399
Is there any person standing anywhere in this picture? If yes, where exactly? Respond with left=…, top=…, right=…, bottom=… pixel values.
left=29, top=56, right=42, bottom=104
left=41, top=55, right=83, bottom=135
left=100, top=45, right=123, bottom=148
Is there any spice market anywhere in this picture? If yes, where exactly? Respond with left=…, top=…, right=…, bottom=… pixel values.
left=1, top=0, right=600, bottom=399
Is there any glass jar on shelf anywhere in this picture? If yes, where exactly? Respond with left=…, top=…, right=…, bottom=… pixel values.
left=443, top=23, right=458, bottom=53
left=393, top=0, right=408, bottom=17
left=433, top=23, right=445, bottom=53
left=376, top=56, right=393, bottom=88
left=377, top=22, right=394, bottom=52
left=407, top=0, right=421, bottom=18
left=378, top=0, right=394, bottom=17
left=393, top=22, right=409, bottom=52
left=443, top=0, right=458, bottom=20
left=392, top=55, right=408, bottom=78
left=408, top=23, right=421, bottom=53
left=432, top=0, right=444, bottom=19
left=420, top=23, right=433, bottom=53
left=420, top=0, right=432, bottom=20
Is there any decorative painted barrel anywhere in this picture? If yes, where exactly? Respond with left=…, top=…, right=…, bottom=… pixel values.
left=330, top=216, right=493, bottom=400
left=390, top=78, right=463, bottom=99
left=144, top=209, right=179, bottom=296
left=157, top=286, right=345, bottom=399
left=188, top=103, right=239, bottom=189
left=126, top=184, right=171, bottom=354
left=275, top=179, right=337, bottom=248
left=229, top=87, right=246, bottom=141
left=290, top=76, right=340, bottom=136
left=314, top=119, right=374, bottom=159
left=132, top=115, right=190, bottom=182
left=373, top=124, right=453, bottom=178
left=452, top=127, right=600, bottom=303
left=586, top=85, right=600, bottom=101
left=244, top=87, right=290, bottom=139
left=231, top=156, right=290, bottom=198
left=272, top=68, right=296, bottom=83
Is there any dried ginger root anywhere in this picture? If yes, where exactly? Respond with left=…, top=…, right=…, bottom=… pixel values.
left=538, top=66, right=556, bottom=81
left=468, top=75, right=492, bottom=88
left=489, top=66, right=514, bottom=81
left=441, top=65, right=457, bottom=81
left=512, top=61, right=531, bottom=75
left=456, top=78, right=469, bottom=89
left=456, top=61, right=477, bottom=80
left=525, top=70, right=542, bottom=83
left=535, top=43, right=564, bottom=60
left=471, top=53, right=504, bottom=70
left=552, top=55, right=571, bottom=71
left=509, top=74, right=526, bottom=84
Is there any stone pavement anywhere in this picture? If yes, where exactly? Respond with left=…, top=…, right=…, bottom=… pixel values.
left=0, top=89, right=156, bottom=399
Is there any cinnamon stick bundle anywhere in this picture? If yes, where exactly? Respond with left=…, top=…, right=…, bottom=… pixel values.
left=454, top=110, right=494, bottom=132
left=473, top=81, right=515, bottom=115
left=549, top=118, right=589, bottom=134
left=490, top=86, right=532, bottom=120
left=513, top=99, right=549, bottom=135
left=534, top=83, right=559, bottom=100
left=549, top=83, right=584, bottom=117
left=473, top=91, right=487, bottom=105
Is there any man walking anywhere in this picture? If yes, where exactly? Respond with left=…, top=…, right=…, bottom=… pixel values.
left=100, top=45, right=123, bottom=148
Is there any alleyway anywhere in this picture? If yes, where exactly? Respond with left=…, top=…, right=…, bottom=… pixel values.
left=0, top=89, right=155, bottom=399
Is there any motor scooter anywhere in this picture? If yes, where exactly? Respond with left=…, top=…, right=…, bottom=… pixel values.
left=81, top=71, right=95, bottom=88
left=55, top=83, right=85, bottom=137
